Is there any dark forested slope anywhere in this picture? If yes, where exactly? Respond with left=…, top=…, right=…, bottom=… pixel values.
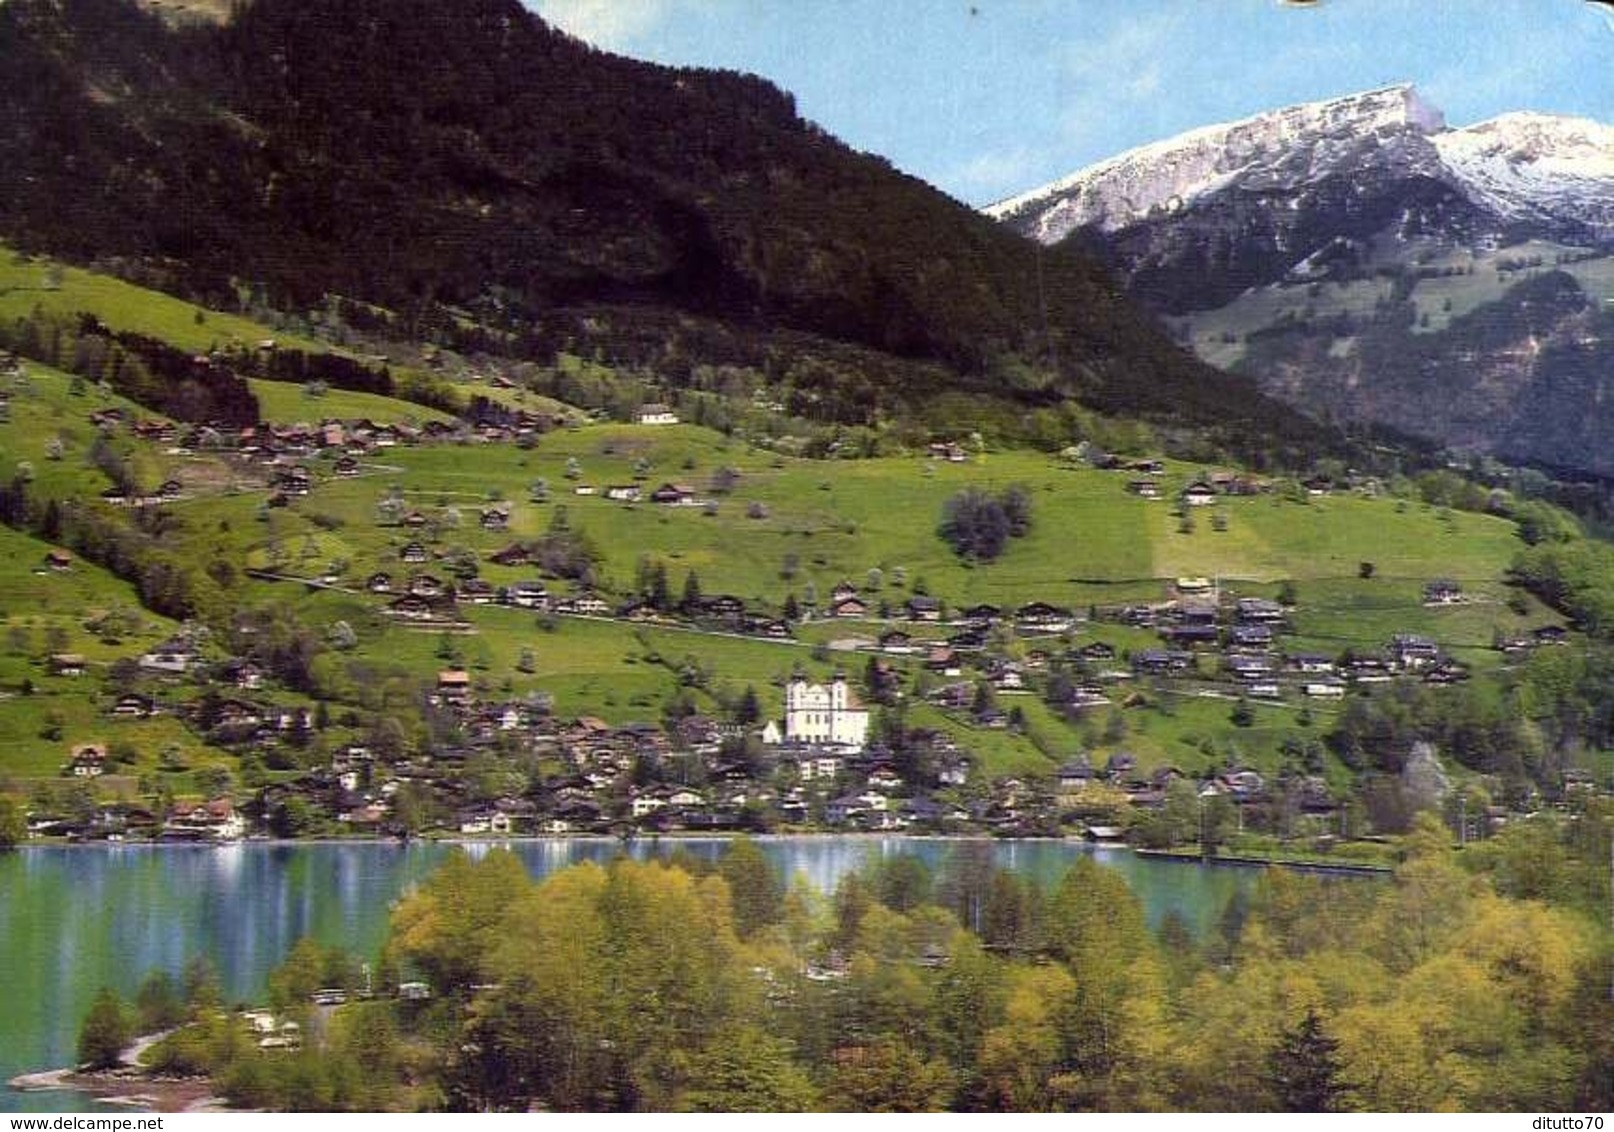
left=0, top=0, right=1340, bottom=456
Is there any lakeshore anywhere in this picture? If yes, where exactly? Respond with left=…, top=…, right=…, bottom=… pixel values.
left=8, top=1032, right=222, bottom=1114
left=0, top=835, right=1351, bottom=1111
left=12, top=827, right=1400, bottom=862
left=1132, top=847, right=1394, bottom=875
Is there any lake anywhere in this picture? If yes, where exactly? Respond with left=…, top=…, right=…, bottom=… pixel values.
left=0, top=837, right=1266, bottom=1111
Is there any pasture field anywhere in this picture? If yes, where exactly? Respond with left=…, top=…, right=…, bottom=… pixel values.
left=0, top=244, right=464, bottom=418
left=0, top=363, right=185, bottom=500
left=238, top=424, right=1526, bottom=630
left=248, top=379, right=456, bottom=426
left=0, top=245, right=324, bottom=355
left=0, top=352, right=1555, bottom=791
left=0, top=523, right=201, bottom=782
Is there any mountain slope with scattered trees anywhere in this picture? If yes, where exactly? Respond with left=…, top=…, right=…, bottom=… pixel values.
left=0, top=0, right=1343, bottom=461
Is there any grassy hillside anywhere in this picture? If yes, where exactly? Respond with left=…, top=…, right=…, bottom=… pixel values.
left=0, top=247, right=1566, bottom=795
left=0, top=244, right=480, bottom=425
left=0, top=0, right=1340, bottom=460
left=266, top=424, right=1519, bottom=602
left=0, top=245, right=326, bottom=356
left=0, top=360, right=182, bottom=499
left=1176, top=238, right=1614, bottom=368
left=247, top=380, right=454, bottom=427
left=0, top=364, right=230, bottom=785
left=112, top=416, right=1537, bottom=785
left=0, top=302, right=1551, bottom=792
left=0, top=522, right=190, bottom=779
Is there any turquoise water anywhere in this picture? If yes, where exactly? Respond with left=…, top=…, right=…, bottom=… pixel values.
left=0, top=838, right=1261, bottom=1110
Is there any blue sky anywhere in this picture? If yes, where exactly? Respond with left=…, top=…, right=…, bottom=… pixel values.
left=523, top=0, right=1614, bottom=207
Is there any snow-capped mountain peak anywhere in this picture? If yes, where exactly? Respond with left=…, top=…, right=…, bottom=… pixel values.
left=987, top=84, right=1446, bottom=242
left=1432, top=112, right=1614, bottom=230
left=992, top=85, right=1614, bottom=245
left=982, top=86, right=1614, bottom=481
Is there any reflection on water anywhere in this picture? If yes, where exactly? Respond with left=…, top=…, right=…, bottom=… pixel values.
left=0, top=837, right=1266, bottom=1110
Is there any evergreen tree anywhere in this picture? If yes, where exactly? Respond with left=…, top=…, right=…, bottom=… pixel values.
left=735, top=685, right=762, bottom=727
left=649, top=561, right=671, bottom=611
left=1268, top=1007, right=1352, bottom=1112
left=183, top=954, right=222, bottom=1014
left=135, top=969, right=187, bottom=1032
left=981, top=869, right=1040, bottom=955
left=679, top=1027, right=818, bottom=1112
left=77, top=987, right=133, bottom=1069
left=680, top=569, right=703, bottom=614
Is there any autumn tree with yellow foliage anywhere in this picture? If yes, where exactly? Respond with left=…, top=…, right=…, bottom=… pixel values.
left=346, top=819, right=1612, bottom=1112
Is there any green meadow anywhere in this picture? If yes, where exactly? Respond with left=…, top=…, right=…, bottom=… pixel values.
left=0, top=523, right=195, bottom=781
left=186, top=419, right=1531, bottom=782
left=0, top=244, right=325, bottom=355
left=248, top=379, right=455, bottom=426
left=0, top=362, right=187, bottom=500
left=266, top=424, right=1521, bottom=614
left=0, top=331, right=1547, bottom=788
left=0, top=244, right=476, bottom=421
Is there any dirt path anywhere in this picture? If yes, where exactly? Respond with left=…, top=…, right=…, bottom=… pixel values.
left=8, top=1028, right=223, bottom=1113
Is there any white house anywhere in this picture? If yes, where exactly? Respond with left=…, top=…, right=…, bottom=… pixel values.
left=1182, top=481, right=1218, bottom=507
left=636, top=404, right=680, bottom=426
left=783, top=672, right=870, bottom=752
left=796, top=753, right=845, bottom=781
left=139, top=648, right=195, bottom=675
left=68, top=744, right=107, bottom=778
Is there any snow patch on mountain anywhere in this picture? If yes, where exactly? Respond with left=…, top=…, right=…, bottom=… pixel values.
left=987, top=84, right=1445, bottom=241
left=993, top=85, right=1614, bottom=244
left=1433, top=112, right=1614, bottom=234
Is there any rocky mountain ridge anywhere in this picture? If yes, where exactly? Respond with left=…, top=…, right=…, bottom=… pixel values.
left=989, top=85, right=1614, bottom=474
left=992, top=84, right=1614, bottom=259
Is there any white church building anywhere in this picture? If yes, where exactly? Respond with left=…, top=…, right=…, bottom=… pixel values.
left=776, top=671, right=870, bottom=751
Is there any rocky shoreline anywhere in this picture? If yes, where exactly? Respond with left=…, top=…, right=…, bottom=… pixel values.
left=8, top=1032, right=224, bottom=1113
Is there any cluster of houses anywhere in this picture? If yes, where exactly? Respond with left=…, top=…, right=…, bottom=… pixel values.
left=246, top=673, right=979, bottom=838
left=27, top=794, right=245, bottom=842
left=38, top=649, right=1008, bottom=838
left=813, top=581, right=1074, bottom=631
left=1101, top=450, right=1386, bottom=506
left=33, top=505, right=1579, bottom=848
left=24, top=386, right=1593, bottom=844
left=1053, top=752, right=1337, bottom=825
left=751, top=576, right=1569, bottom=758
left=569, top=481, right=716, bottom=510
left=83, top=403, right=575, bottom=509
left=1091, top=450, right=1272, bottom=501
left=224, top=638, right=1362, bottom=840
left=1105, top=585, right=1490, bottom=700
left=23, top=571, right=1581, bottom=844
left=804, top=581, right=1503, bottom=714
left=370, top=563, right=798, bottom=639
left=116, top=400, right=578, bottom=456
